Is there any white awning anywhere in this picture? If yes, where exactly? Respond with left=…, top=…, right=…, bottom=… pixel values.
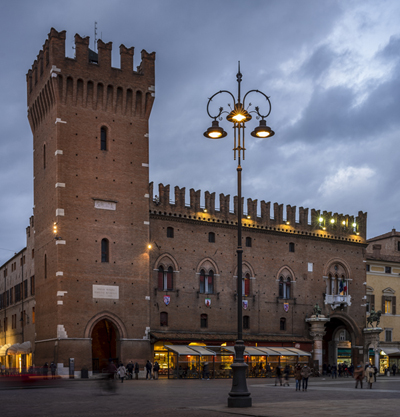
left=0, top=344, right=11, bottom=356
left=283, top=348, right=312, bottom=357
left=3, top=341, right=32, bottom=355
left=380, top=347, right=400, bottom=355
left=164, top=345, right=201, bottom=356
left=253, top=347, right=281, bottom=356
left=17, top=341, right=32, bottom=354
left=188, top=346, right=216, bottom=356
left=243, top=347, right=268, bottom=356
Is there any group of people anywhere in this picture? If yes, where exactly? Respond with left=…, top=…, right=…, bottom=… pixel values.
left=354, top=362, right=376, bottom=389
left=145, top=360, right=160, bottom=380
left=105, top=360, right=160, bottom=382
left=275, top=364, right=311, bottom=391
left=106, top=360, right=140, bottom=382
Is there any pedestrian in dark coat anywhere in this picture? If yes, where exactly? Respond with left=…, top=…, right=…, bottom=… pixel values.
left=43, top=363, right=49, bottom=379
left=153, top=361, right=160, bottom=380
left=300, top=365, right=311, bottom=391
left=134, top=362, right=139, bottom=380
left=50, top=362, right=57, bottom=379
left=145, top=360, right=152, bottom=380
left=294, top=365, right=302, bottom=391
left=275, top=366, right=282, bottom=386
left=373, top=365, right=378, bottom=382
left=126, top=361, right=134, bottom=379
left=283, top=365, right=290, bottom=386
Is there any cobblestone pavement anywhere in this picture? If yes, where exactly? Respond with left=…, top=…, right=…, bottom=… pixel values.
left=1, top=376, right=400, bottom=416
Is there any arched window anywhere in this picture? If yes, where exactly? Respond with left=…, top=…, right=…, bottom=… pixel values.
left=208, top=232, right=215, bottom=243
left=200, top=269, right=214, bottom=294
left=279, top=276, right=291, bottom=299
left=243, top=315, right=250, bottom=330
left=160, top=312, right=168, bottom=327
left=158, top=266, right=173, bottom=291
left=242, top=273, right=250, bottom=296
left=100, top=126, right=107, bottom=151
left=245, top=237, right=252, bottom=247
left=280, top=317, right=286, bottom=331
left=200, top=314, right=208, bottom=328
left=167, top=227, right=174, bottom=238
left=101, top=238, right=109, bottom=263
left=289, top=242, right=295, bottom=252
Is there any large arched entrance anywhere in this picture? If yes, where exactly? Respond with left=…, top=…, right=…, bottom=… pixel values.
left=323, top=317, right=356, bottom=367
left=91, top=319, right=119, bottom=373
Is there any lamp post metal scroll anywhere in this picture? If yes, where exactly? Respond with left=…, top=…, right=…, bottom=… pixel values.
left=204, top=64, right=274, bottom=408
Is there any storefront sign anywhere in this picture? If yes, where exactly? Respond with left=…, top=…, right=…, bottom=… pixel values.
left=92, top=285, right=119, bottom=300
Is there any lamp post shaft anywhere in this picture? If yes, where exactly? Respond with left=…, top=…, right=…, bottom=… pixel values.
left=237, top=164, right=243, bottom=341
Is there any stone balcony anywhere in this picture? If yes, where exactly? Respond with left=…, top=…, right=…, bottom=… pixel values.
left=324, top=294, right=352, bottom=310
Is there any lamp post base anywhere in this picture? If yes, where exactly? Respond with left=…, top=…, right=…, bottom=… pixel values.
left=227, top=341, right=252, bottom=408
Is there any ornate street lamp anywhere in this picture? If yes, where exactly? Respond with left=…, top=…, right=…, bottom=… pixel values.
left=204, top=64, right=275, bottom=408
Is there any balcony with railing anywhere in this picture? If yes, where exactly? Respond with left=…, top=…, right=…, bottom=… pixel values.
left=324, top=294, right=351, bottom=309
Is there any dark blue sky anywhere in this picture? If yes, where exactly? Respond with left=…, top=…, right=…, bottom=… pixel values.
left=1, top=0, right=400, bottom=264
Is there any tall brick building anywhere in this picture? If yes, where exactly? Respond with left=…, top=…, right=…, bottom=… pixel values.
left=0, top=28, right=369, bottom=376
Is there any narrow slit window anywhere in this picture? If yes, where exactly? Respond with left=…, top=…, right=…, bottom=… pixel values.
left=101, top=238, right=109, bottom=263
left=100, top=127, right=107, bottom=151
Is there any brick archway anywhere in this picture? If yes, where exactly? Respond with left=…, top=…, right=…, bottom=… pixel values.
left=85, top=312, right=127, bottom=373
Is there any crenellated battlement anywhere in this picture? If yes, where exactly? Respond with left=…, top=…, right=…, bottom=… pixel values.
left=149, top=183, right=367, bottom=243
left=26, top=28, right=155, bottom=132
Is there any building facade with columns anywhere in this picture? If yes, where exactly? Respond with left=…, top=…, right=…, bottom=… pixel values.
left=0, top=28, right=369, bottom=376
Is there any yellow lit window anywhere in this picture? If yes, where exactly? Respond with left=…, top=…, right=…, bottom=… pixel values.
left=385, top=299, right=392, bottom=314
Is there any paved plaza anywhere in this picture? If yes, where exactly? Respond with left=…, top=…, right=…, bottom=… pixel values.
left=1, top=376, right=400, bottom=417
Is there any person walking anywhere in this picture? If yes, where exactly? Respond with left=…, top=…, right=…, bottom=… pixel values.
left=366, top=364, right=375, bottom=389
left=373, top=365, right=378, bottom=382
left=331, top=364, right=337, bottom=379
left=283, top=365, right=290, bottom=386
left=354, top=361, right=365, bottom=389
left=153, top=361, right=160, bottom=380
left=145, top=360, right=152, bottom=380
left=294, top=365, right=302, bottom=391
left=202, top=362, right=210, bottom=380
left=43, top=362, right=49, bottom=380
left=126, top=361, right=134, bottom=380
left=275, top=365, right=282, bottom=386
left=50, top=362, right=57, bottom=379
left=118, top=363, right=126, bottom=383
left=392, top=363, right=397, bottom=376
left=301, top=364, right=311, bottom=391
left=134, top=362, right=140, bottom=380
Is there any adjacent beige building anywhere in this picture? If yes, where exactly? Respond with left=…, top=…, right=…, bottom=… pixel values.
left=366, top=229, right=400, bottom=373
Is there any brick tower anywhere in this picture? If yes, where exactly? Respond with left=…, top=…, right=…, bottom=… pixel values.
left=27, top=28, right=155, bottom=372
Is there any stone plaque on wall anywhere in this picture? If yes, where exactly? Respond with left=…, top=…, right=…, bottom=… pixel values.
left=93, top=285, right=119, bottom=299
left=94, top=200, right=116, bottom=210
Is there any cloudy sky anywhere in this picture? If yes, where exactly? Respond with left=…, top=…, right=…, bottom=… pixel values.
left=1, top=0, right=400, bottom=265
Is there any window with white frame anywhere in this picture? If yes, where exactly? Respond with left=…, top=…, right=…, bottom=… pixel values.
left=158, top=266, right=173, bottom=291
left=279, top=276, right=291, bottom=299
left=200, top=269, right=214, bottom=294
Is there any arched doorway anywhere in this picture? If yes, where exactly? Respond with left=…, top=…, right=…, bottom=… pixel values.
left=323, top=317, right=356, bottom=367
left=91, top=319, right=119, bottom=373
